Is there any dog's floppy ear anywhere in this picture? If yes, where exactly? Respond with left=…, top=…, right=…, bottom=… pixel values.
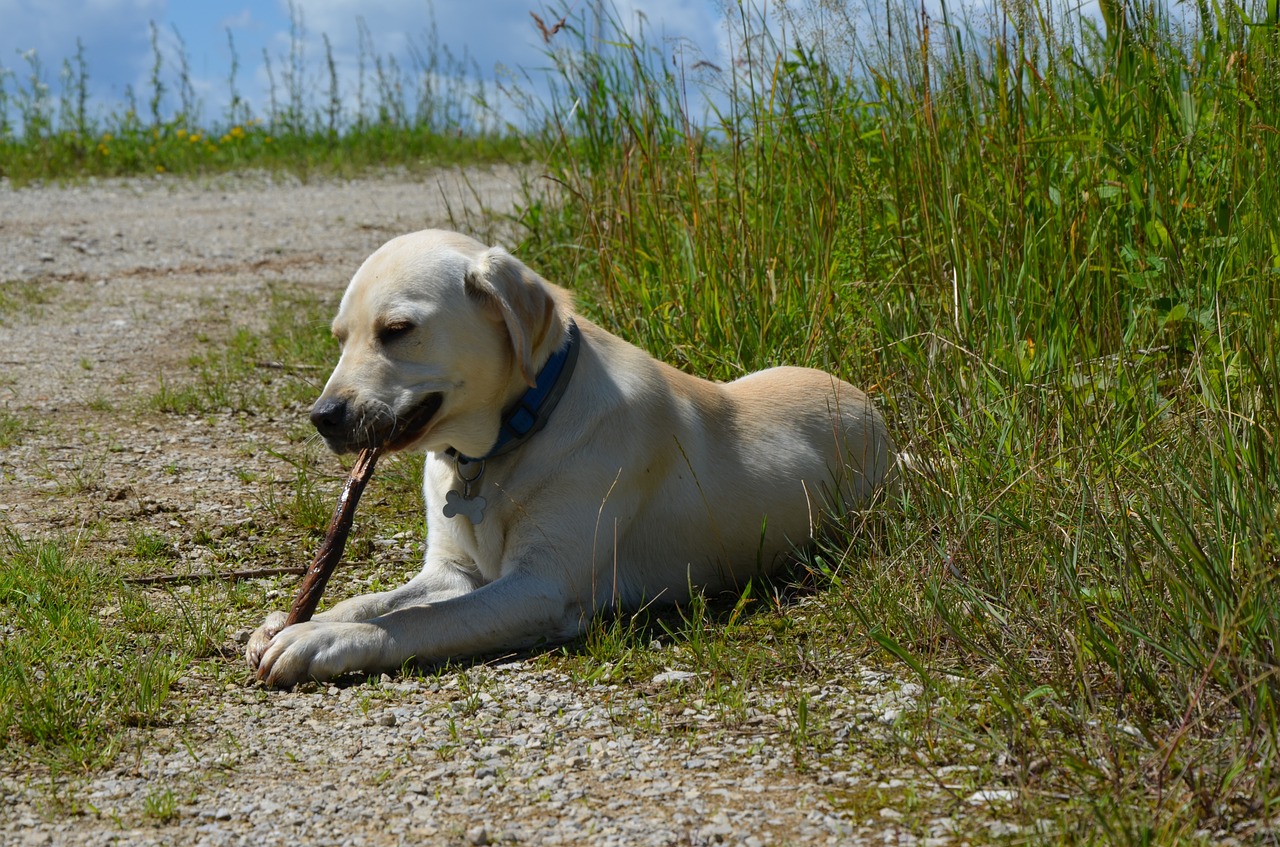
left=464, top=247, right=556, bottom=387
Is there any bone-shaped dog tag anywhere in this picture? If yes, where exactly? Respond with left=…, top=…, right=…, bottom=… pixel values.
left=443, top=489, right=486, bottom=524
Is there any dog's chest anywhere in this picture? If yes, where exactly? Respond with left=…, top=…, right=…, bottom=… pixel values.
left=424, top=456, right=508, bottom=582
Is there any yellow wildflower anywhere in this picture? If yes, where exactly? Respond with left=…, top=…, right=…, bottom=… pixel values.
left=176, top=128, right=188, bottom=139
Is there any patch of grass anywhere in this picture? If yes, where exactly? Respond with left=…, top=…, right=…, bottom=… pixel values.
left=0, top=279, right=59, bottom=324
left=129, top=527, right=176, bottom=563
left=0, top=532, right=188, bottom=773
left=147, top=284, right=336, bottom=416
left=255, top=451, right=334, bottom=539
left=0, top=412, right=26, bottom=448
left=141, top=787, right=178, bottom=824
left=49, top=453, right=105, bottom=494
left=520, top=0, right=1280, bottom=840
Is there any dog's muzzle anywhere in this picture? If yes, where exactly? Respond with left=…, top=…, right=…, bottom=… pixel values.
left=310, top=393, right=443, bottom=453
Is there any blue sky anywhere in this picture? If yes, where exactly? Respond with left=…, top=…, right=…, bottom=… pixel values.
left=0, top=1, right=730, bottom=128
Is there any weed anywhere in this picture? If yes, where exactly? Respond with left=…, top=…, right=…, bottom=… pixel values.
left=52, top=453, right=104, bottom=494
left=141, top=787, right=178, bottom=823
left=0, top=412, right=25, bottom=448
left=129, top=528, right=175, bottom=563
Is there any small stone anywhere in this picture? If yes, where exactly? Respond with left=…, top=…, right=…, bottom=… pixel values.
left=699, top=815, right=733, bottom=842
left=377, top=712, right=397, bottom=727
left=466, top=823, right=490, bottom=846
left=967, top=788, right=1018, bottom=804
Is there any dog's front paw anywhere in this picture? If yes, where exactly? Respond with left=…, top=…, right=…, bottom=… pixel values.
left=254, top=621, right=389, bottom=688
left=245, top=611, right=288, bottom=670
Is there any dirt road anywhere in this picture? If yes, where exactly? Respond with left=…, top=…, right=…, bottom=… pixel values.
left=0, top=171, right=1003, bottom=846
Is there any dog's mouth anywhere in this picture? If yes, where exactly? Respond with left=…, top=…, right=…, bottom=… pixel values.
left=383, top=392, right=444, bottom=452
left=313, top=392, right=444, bottom=454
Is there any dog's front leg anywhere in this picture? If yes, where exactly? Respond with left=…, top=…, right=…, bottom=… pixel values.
left=244, top=559, right=478, bottom=674
left=253, top=566, right=585, bottom=688
left=316, top=558, right=479, bottom=622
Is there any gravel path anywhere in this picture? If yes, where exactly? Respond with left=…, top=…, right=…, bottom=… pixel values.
left=0, top=171, right=1013, bottom=846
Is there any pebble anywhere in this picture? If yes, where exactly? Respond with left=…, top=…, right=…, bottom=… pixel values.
left=968, top=789, right=1019, bottom=804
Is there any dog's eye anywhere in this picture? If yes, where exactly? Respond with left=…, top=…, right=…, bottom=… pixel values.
left=377, top=321, right=415, bottom=344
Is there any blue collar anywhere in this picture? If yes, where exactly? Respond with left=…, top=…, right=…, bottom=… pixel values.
left=450, top=319, right=581, bottom=463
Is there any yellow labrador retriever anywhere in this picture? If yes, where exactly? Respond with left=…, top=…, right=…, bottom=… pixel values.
left=247, top=229, right=896, bottom=687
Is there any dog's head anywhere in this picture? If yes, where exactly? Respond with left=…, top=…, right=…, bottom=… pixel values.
left=309, top=229, right=569, bottom=457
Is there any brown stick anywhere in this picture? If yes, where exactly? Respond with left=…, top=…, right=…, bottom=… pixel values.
left=283, top=446, right=381, bottom=627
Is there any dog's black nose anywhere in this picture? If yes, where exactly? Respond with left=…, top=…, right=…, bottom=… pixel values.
left=310, top=397, right=349, bottom=438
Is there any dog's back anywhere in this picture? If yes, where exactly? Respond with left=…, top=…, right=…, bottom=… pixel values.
left=555, top=324, right=895, bottom=602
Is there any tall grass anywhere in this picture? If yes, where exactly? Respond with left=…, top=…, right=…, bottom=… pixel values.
left=0, top=9, right=525, bottom=184
left=522, top=0, right=1280, bottom=837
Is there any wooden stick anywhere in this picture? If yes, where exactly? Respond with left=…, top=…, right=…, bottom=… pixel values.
left=283, top=446, right=381, bottom=627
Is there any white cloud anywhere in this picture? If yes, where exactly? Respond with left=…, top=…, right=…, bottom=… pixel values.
left=286, top=1, right=545, bottom=78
